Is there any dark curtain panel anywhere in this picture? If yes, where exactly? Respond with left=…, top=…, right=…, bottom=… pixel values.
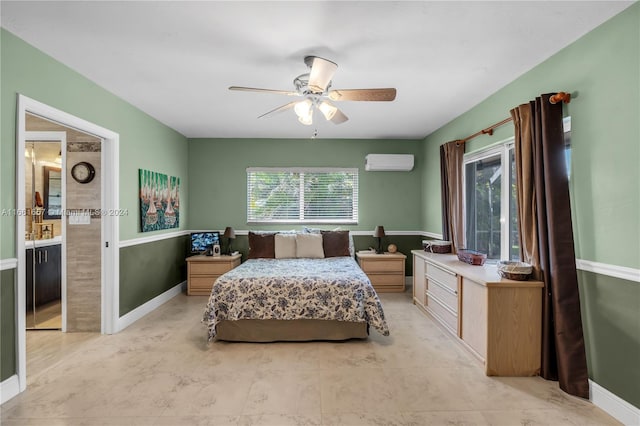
left=439, top=141, right=465, bottom=252
left=510, top=94, right=589, bottom=398
left=439, top=145, right=451, bottom=242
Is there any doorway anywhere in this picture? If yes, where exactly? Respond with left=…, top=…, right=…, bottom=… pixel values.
left=15, top=95, right=120, bottom=394
left=24, top=132, right=66, bottom=330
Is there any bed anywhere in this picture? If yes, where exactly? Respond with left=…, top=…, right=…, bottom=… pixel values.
left=202, top=230, right=390, bottom=342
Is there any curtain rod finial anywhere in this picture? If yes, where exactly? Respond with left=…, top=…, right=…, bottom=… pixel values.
left=550, top=92, right=571, bottom=104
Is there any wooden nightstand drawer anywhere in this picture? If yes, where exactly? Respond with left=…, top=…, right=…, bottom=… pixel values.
left=368, top=273, right=404, bottom=288
left=186, top=254, right=242, bottom=296
left=190, top=262, right=232, bottom=275
left=361, top=259, right=404, bottom=273
left=356, top=251, right=406, bottom=293
left=189, top=276, right=220, bottom=295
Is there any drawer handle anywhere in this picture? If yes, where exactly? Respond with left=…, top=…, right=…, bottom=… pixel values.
left=428, top=276, right=458, bottom=296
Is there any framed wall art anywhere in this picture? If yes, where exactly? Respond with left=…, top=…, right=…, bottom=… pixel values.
left=139, top=169, right=180, bottom=232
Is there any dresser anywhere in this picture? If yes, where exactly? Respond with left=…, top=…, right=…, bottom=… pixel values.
left=356, top=251, right=406, bottom=292
left=412, top=250, right=543, bottom=376
left=186, top=254, right=241, bottom=296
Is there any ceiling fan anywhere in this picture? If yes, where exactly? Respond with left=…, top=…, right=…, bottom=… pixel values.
left=229, top=56, right=396, bottom=126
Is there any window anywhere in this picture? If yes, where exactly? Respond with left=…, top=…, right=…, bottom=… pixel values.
left=464, top=147, right=511, bottom=260
left=247, top=167, right=358, bottom=224
left=463, top=117, right=571, bottom=261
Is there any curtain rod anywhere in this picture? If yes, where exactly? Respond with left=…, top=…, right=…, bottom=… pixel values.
left=457, top=92, right=571, bottom=145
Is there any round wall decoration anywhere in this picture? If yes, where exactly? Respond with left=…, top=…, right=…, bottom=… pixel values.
left=71, top=161, right=96, bottom=184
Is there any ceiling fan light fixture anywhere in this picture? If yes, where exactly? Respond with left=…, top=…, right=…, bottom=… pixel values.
left=318, top=101, right=338, bottom=120
left=294, top=99, right=313, bottom=118
left=298, top=109, right=313, bottom=126
left=307, top=56, right=337, bottom=93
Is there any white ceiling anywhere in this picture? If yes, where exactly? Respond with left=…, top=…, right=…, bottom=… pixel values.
left=1, top=1, right=633, bottom=140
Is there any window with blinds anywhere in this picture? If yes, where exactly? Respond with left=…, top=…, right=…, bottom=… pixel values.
left=247, top=167, right=358, bottom=224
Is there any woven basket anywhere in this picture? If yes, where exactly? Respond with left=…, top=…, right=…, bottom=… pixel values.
left=422, top=240, right=451, bottom=254
left=497, top=261, right=533, bottom=281
left=457, top=249, right=487, bottom=265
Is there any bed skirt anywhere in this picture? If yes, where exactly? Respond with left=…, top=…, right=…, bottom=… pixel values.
left=214, top=319, right=369, bottom=342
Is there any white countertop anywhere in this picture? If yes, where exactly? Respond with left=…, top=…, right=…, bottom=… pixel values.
left=26, top=236, right=62, bottom=248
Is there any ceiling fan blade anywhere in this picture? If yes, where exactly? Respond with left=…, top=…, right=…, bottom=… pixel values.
left=330, top=108, right=349, bottom=124
left=229, top=86, right=299, bottom=96
left=306, top=56, right=337, bottom=93
left=328, top=88, right=397, bottom=102
left=257, top=101, right=298, bottom=119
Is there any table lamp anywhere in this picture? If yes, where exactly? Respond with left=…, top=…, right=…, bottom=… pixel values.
left=374, top=225, right=386, bottom=254
left=223, top=226, right=236, bottom=255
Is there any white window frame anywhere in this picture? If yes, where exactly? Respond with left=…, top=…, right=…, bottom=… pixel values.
left=463, top=141, right=514, bottom=261
left=246, top=167, right=359, bottom=224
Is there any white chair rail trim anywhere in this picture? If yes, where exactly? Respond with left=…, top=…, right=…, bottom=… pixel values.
left=119, top=230, right=190, bottom=248
left=576, top=259, right=640, bottom=283
left=0, top=258, right=18, bottom=271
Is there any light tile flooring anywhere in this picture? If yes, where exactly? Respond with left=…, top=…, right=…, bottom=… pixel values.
left=1, top=291, right=619, bottom=426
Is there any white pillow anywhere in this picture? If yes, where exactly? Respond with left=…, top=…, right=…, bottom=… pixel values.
left=274, top=233, right=297, bottom=259
left=295, top=233, right=325, bottom=258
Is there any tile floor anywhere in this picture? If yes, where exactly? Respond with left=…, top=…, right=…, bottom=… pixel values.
left=1, top=291, right=620, bottom=425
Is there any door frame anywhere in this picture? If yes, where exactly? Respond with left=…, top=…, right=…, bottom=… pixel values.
left=24, top=131, right=67, bottom=331
left=16, top=94, right=120, bottom=393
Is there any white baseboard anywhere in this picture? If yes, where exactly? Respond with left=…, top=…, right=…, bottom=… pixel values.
left=0, top=374, right=20, bottom=404
left=116, top=281, right=186, bottom=332
left=590, top=379, right=640, bottom=425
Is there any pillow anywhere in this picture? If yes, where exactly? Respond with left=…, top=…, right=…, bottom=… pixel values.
left=274, top=233, right=297, bottom=259
left=321, top=230, right=350, bottom=257
left=247, top=232, right=275, bottom=259
left=295, top=233, right=325, bottom=258
left=305, top=226, right=355, bottom=256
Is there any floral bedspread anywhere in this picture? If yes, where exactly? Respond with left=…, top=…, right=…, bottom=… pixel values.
left=202, top=257, right=389, bottom=340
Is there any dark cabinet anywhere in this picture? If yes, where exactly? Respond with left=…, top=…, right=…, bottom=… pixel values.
left=26, top=244, right=61, bottom=310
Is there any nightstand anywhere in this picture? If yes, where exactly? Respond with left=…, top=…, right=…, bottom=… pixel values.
left=356, top=251, right=407, bottom=292
left=186, top=253, right=241, bottom=296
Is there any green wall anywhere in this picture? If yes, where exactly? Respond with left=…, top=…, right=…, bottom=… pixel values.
left=578, top=271, right=640, bottom=408
left=119, top=236, right=189, bottom=316
left=1, top=29, right=191, bottom=381
left=188, top=138, right=423, bottom=232
left=0, top=28, right=190, bottom=256
left=1, top=269, right=16, bottom=381
left=421, top=4, right=640, bottom=409
left=422, top=4, right=639, bottom=269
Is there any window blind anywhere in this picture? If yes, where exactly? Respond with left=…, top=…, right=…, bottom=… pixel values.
left=247, top=167, right=358, bottom=224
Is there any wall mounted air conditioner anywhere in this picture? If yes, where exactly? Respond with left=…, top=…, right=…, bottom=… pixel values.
left=365, top=154, right=414, bottom=171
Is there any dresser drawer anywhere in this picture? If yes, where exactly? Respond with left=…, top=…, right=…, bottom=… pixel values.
left=188, top=276, right=220, bottom=295
left=190, top=262, right=231, bottom=275
left=427, top=293, right=459, bottom=334
left=368, top=273, right=404, bottom=287
left=426, top=262, right=457, bottom=292
left=427, top=278, right=458, bottom=313
left=362, top=259, right=404, bottom=273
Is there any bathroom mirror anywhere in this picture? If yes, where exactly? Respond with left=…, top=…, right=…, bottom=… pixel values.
left=43, top=166, right=62, bottom=219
